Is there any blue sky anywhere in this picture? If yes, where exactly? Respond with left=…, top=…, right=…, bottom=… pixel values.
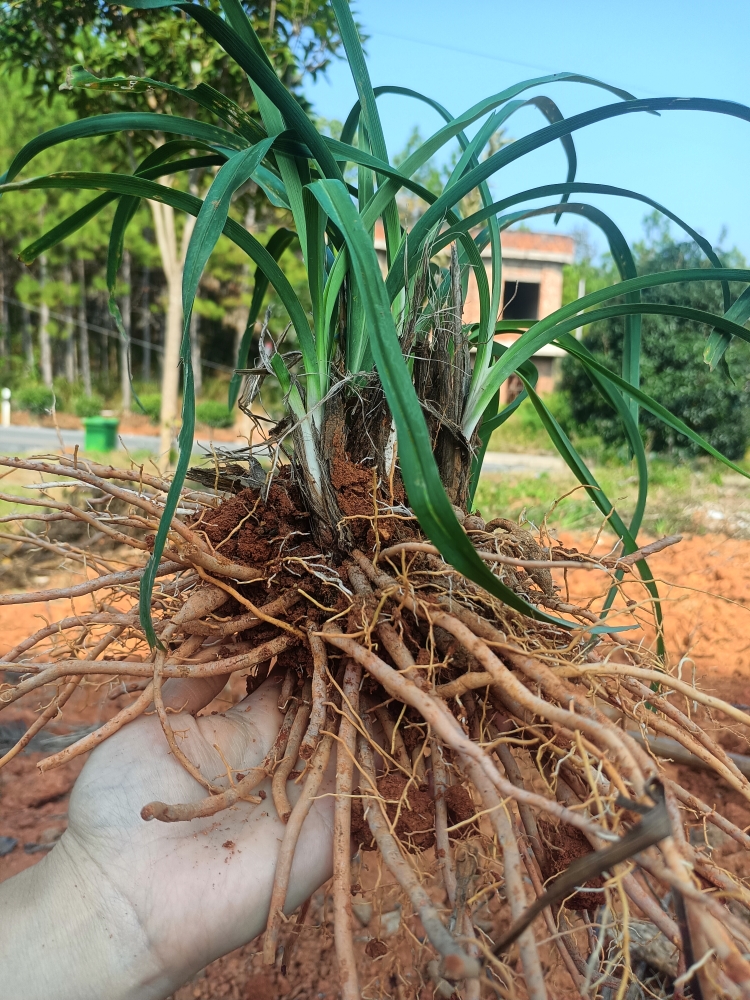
left=303, top=0, right=750, bottom=260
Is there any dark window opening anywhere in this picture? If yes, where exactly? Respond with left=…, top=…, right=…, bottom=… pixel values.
left=502, top=281, right=540, bottom=320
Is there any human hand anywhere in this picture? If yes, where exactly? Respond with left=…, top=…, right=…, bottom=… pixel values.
left=0, top=674, right=336, bottom=1000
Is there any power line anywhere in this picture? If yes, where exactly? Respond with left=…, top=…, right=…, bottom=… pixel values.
left=368, top=28, right=662, bottom=100
left=0, top=295, right=234, bottom=374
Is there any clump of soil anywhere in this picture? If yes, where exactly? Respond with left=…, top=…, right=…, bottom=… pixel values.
left=350, top=773, right=475, bottom=853
left=537, top=819, right=606, bottom=910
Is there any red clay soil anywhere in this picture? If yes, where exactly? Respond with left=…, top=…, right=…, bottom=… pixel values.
left=2, top=531, right=750, bottom=998
left=557, top=530, right=750, bottom=710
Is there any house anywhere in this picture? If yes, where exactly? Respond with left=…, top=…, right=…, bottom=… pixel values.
left=463, top=230, right=575, bottom=400
left=374, top=225, right=575, bottom=401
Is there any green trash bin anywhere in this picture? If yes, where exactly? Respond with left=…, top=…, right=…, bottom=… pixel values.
left=82, top=416, right=120, bottom=452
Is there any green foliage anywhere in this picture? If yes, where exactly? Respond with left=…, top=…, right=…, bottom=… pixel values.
left=137, top=392, right=162, bottom=423
left=0, top=2, right=343, bottom=123
left=74, top=393, right=105, bottom=418
left=16, top=383, right=55, bottom=416
left=3, top=1, right=750, bottom=644
left=562, top=221, right=750, bottom=459
left=196, top=399, right=234, bottom=428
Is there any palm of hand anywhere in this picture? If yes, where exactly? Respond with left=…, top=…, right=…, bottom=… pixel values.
left=58, top=676, right=335, bottom=994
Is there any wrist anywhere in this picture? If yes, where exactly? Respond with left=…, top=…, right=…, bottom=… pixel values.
left=0, top=833, right=172, bottom=1000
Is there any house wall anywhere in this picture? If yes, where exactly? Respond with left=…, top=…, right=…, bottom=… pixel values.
left=373, top=227, right=575, bottom=402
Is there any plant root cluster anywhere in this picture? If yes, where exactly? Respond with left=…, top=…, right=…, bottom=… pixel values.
left=1, top=452, right=749, bottom=1000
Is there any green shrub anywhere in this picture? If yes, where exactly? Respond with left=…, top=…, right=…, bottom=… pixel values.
left=196, top=399, right=234, bottom=428
left=74, top=394, right=105, bottom=419
left=16, top=384, right=54, bottom=417
left=137, top=393, right=161, bottom=423
left=561, top=228, right=750, bottom=460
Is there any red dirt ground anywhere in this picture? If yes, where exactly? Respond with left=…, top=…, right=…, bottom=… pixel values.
left=2, top=531, right=749, bottom=998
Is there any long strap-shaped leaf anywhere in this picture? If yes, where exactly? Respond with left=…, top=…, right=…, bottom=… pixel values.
left=330, top=0, right=401, bottom=267
left=389, top=97, right=750, bottom=304
left=19, top=151, right=227, bottom=263
left=434, top=179, right=727, bottom=307
left=139, top=138, right=276, bottom=645
left=175, top=3, right=341, bottom=182
left=463, top=199, right=642, bottom=429
left=309, top=178, right=591, bottom=630
left=519, top=375, right=665, bottom=651
left=63, top=64, right=268, bottom=145
left=556, top=330, right=660, bottom=641
left=465, top=268, right=750, bottom=435
left=0, top=170, right=317, bottom=377
left=705, top=284, right=750, bottom=369
left=228, top=227, right=297, bottom=409
left=1, top=112, right=246, bottom=185
left=559, top=330, right=750, bottom=478
left=467, top=341, right=540, bottom=507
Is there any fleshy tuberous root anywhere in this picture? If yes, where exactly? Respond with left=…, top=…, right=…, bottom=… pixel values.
left=263, top=733, right=334, bottom=965
left=332, top=660, right=362, bottom=1000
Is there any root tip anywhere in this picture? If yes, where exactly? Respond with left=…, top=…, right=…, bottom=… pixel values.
left=140, top=802, right=162, bottom=821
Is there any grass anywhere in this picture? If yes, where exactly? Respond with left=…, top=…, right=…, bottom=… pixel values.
left=475, top=456, right=750, bottom=539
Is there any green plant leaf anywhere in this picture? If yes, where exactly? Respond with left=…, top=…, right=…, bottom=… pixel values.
left=18, top=151, right=226, bottom=263
left=704, top=284, right=750, bottom=369
left=176, top=3, right=341, bottom=181
left=464, top=267, right=750, bottom=434
left=1, top=113, right=247, bottom=186
left=467, top=341, right=540, bottom=507
left=390, top=97, right=750, bottom=306
left=518, top=377, right=664, bottom=652
left=310, top=177, right=591, bottom=631
left=1, top=169, right=317, bottom=375
left=228, top=227, right=297, bottom=409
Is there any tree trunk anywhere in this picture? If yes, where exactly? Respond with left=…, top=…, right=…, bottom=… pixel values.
left=140, top=265, right=151, bottom=383
left=100, top=293, right=109, bottom=387
left=190, top=307, right=202, bottom=398
left=62, top=262, right=76, bottom=383
left=38, top=256, right=53, bottom=388
left=0, top=256, right=8, bottom=358
left=149, top=193, right=196, bottom=470
left=77, top=258, right=92, bottom=396
left=21, top=303, right=34, bottom=375
left=119, top=250, right=132, bottom=414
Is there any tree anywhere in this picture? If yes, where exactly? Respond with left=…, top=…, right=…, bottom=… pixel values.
left=561, top=217, right=750, bottom=459
left=0, top=0, right=345, bottom=463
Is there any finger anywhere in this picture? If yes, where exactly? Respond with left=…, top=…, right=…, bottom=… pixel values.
left=193, top=675, right=285, bottom=775
left=160, top=675, right=228, bottom=715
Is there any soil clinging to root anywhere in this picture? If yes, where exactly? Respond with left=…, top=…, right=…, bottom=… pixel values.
left=1, top=452, right=750, bottom=999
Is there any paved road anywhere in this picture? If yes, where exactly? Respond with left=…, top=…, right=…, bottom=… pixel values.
left=0, top=424, right=245, bottom=458
left=482, top=451, right=565, bottom=475
left=0, top=425, right=566, bottom=476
